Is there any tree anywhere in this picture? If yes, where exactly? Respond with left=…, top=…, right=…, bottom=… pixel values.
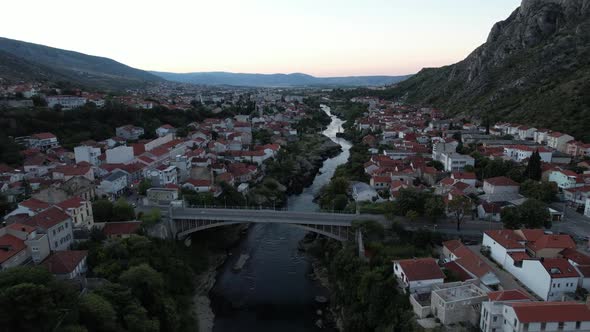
left=501, top=206, right=521, bottom=229
left=405, top=210, right=418, bottom=222
left=138, top=179, right=152, bottom=196
left=501, top=199, right=551, bottom=229
left=112, top=198, right=135, bottom=221
left=141, top=209, right=161, bottom=228
left=92, top=199, right=113, bottom=222
left=78, top=293, right=117, bottom=332
left=425, top=196, right=445, bottom=223
left=520, top=180, right=556, bottom=203
left=447, top=196, right=472, bottom=231
left=119, top=264, right=164, bottom=312
left=523, top=150, right=542, bottom=181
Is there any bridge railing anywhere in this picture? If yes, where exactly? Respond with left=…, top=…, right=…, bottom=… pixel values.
left=181, top=204, right=356, bottom=214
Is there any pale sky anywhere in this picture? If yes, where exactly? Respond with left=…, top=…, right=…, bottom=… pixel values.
left=1, top=0, right=520, bottom=77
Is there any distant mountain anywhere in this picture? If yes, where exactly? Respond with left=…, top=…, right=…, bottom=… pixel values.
left=0, top=37, right=163, bottom=90
left=388, top=0, right=590, bottom=140
left=150, top=71, right=412, bottom=87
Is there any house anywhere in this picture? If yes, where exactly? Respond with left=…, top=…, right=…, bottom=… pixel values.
left=480, top=290, right=531, bottom=332
left=148, top=165, right=177, bottom=186
left=105, top=145, right=134, bottom=164
left=156, top=124, right=176, bottom=137
left=182, top=179, right=213, bottom=193
left=499, top=301, right=590, bottom=332
left=4, top=198, right=51, bottom=219
left=503, top=145, right=553, bottom=163
left=146, top=187, right=179, bottom=205
left=483, top=176, right=519, bottom=195
left=443, top=241, right=500, bottom=289
left=451, top=172, right=477, bottom=187
left=430, top=282, right=488, bottom=326
left=46, top=95, right=87, bottom=110
left=548, top=169, right=584, bottom=190
left=74, top=145, right=102, bottom=166
left=0, top=230, right=28, bottom=270
left=23, top=207, right=73, bottom=251
left=547, top=132, right=574, bottom=153
left=30, top=132, right=60, bottom=151
left=482, top=230, right=526, bottom=267
left=101, top=221, right=142, bottom=239
left=370, top=175, right=391, bottom=190
left=41, top=250, right=87, bottom=280
left=56, top=196, right=94, bottom=229
left=393, top=257, right=445, bottom=294
left=4, top=223, right=50, bottom=263
left=440, top=152, right=475, bottom=172
left=505, top=256, right=579, bottom=301
left=116, top=125, right=145, bottom=141
left=477, top=201, right=502, bottom=222
left=52, top=163, right=95, bottom=182
left=97, top=171, right=128, bottom=199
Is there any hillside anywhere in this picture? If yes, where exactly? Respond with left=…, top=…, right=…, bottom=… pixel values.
left=151, top=71, right=412, bottom=87
left=0, top=37, right=163, bottom=90
left=390, top=0, right=590, bottom=140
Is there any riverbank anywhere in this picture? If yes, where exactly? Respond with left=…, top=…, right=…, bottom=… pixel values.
left=192, top=224, right=249, bottom=332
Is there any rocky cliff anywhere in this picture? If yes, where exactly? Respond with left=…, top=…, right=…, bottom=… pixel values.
left=394, top=0, right=590, bottom=140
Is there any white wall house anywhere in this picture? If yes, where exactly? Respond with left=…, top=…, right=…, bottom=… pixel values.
left=503, top=145, right=553, bottom=163
left=483, top=177, right=519, bottom=195
left=97, top=171, right=128, bottom=199
left=74, top=145, right=102, bottom=166
left=548, top=170, right=584, bottom=190
left=440, top=152, right=475, bottom=172
left=46, top=96, right=87, bottom=110
left=482, top=230, right=526, bottom=267
left=393, top=258, right=445, bottom=294
left=24, top=207, right=74, bottom=251
left=547, top=132, right=574, bottom=153
left=106, top=145, right=134, bottom=164
left=501, top=302, right=590, bottom=332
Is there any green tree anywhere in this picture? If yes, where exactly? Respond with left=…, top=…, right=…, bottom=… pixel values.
left=523, top=150, right=542, bottom=181
left=405, top=210, right=419, bottom=222
left=520, top=180, right=556, bottom=203
left=519, top=199, right=551, bottom=229
left=501, top=206, right=521, bottom=229
left=141, top=209, right=161, bottom=228
left=138, top=179, right=152, bottom=196
left=78, top=293, right=117, bottom=332
left=112, top=198, right=136, bottom=221
left=92, top=199, right=113, bottom=222
left=447, top=196, right=472, bottom=231
left=425, top=196, right=445, bottom=223
left=119, top=264, right=164, bottom=312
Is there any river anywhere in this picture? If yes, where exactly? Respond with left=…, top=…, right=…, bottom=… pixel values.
left=209, top=105, right=352, bottom=332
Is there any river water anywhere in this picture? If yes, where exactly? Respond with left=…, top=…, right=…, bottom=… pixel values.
left=210, top=105, right=352, bottom=332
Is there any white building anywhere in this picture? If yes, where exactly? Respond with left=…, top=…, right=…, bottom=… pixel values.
left=503, top=145, right=553, bottom=163
left=116, top=125, right=144, bottom=141
left=24, top=207, right=74, bottom=251
left=156, top=124, right=176, bottom=137
left=480, top=289, right=531, bottom=332
left=432, top=141, right=458, bottom=161
left=42, top=250, right=88, bottom=280
left=46, top=95, right=87, bottom=110
left=547, top=132, right=574, bottom=153
left=56, top=196, right=94, bottom=229
left=29, top=132, right=59, bottom=151
left=548, top=169, right=584, bottom=190
left=148, top=165, right=177, bottom=186
left=483, top=176, right=520, bottom=195
left=393, top=258, right=445, bottom=294
left=74, top=145, right=102, bottom=166
left=106, top=145, right=134, bottom=164
left=440, top=152, right=475, bottom=172
left=499, top=302, right=590, bottom=332
left=97, top=171, right=128, bottom=199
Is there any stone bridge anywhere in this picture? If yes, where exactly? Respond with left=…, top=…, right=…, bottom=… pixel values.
left=168, top=207, right=370, bottom=241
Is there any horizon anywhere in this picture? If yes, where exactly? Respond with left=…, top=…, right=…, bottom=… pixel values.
left=1, top=0, right=520, bottom=77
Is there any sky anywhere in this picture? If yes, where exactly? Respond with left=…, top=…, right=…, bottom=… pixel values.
left=1, top=0, right=520, bottom=77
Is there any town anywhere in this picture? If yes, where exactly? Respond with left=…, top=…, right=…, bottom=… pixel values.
left=2, top=78, right=590, bottom=331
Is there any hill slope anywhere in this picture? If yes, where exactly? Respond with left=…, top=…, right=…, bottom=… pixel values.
left=391, top=0, right=590, bottom=140
left=151, top=71, right=412, bottom=87
left=0, top=37, right=163, bottom=89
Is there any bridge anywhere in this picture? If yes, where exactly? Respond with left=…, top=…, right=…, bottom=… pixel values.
left=168, top=207, right=378, bottom=241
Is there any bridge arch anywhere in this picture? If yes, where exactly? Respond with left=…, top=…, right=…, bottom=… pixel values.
left=173, top=218, right=352, bottom=242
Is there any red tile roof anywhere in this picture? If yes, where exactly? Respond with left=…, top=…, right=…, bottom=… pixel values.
left=528, top=235, right=576, bottom=252
left=517, top=229, right=545, bottom=242
left=0, top=234, right=26, bottom=264
left=484, top=230, right=524, bottom=249
left=7, top=223, right=36, bottom=234
left=24, top=207, right=70, bottom=229
left=443, top=261, right=473, bottom=281
left=487, top=289, right=530, bottom=301
left=56, top=196, right=84, bottom=210
left=185, top=179, right=211, bottom=187
left=452, top=172, right=476, bottom=180
left=32, top=132, right=56, bottom=140
left=560, top=248, right=590, bottom=265
left=541, top=258, right=579, bottom=278
left=102, top=222, right=141, bottom=236
left=484, top=176, right=519, bottom=187
left=452, top=245, right=495, bottom=279
left=19, top=198, right=51, bottom=212
left=511, top=302, right=590, bottom=323
left=442, top=240, right=463, bottom=253
left=42, top=250, right=87, bottom=274
left=394, top=258, right=445, bottom=281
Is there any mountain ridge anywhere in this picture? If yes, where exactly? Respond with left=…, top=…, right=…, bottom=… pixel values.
left=0, top=37, right=163, bottom=90
left=150, top=70, right=412, bottom=87
left=389, top=0, right=590, bottom=140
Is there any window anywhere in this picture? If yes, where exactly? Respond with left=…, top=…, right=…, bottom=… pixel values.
left=558, top=322, right=564, bottom=330
left=541, top=322, right=546, bottom=330
left=493, top=316, right=498, bottom=322
left=577, top=322, right=581, bottom=329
